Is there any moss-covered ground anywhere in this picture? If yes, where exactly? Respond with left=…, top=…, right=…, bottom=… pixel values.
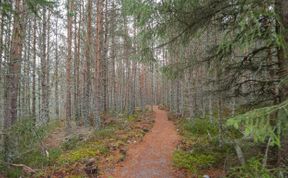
left=1, top=110, right=154, bottom=178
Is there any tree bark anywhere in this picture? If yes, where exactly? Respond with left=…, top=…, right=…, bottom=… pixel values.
left=94, top=0, right=104, bottom=128
left=54, top=14, right=59, bottom=119
left=40, top=7, right=49, bottom=123
left=4, top=0, right=26, bottom=161
left=66, top=0, right=74, bottom=130
left=83, top=0, right=92, bottom=126
left=4, top=0, right=26, bottom=129
left=32, top=16, right=37, bottom=122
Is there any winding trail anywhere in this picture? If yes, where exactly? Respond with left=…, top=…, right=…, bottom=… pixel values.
left=106, top=106, right=180, bottom=178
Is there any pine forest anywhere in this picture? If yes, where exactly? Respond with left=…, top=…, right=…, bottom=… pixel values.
left=0, top=0, right=288, bottom=177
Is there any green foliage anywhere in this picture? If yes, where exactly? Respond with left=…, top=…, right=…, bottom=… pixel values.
left=122, top=0, right=154, bottom=26
left=0, top=147, right=62, bottom=177
left=0, top=1, right=12, bottom=16
left=227, top=157, right=272, bottom=178
left=173, top=150, right=216, bottom=173
left=92, top=126, right=116, bottom=140
left=0, top=119, right=63, bottom=176
left=227, top=99, right=288, bottom=147
left=16, top=147, right=61, bottom=168
left=3, top=118, right=47, bottom=162
left=180, top=118, right=218, bottom=137
left=175, top=117, right=235, bottom=173
left=127, top=114, right=137, bottom=122
left=26, top=0, right=55, bottom=15
left=161, top=63, right=186, bottom=80
left=1, top=0, right=55, bottom=17
left=57, top=142, right=108, bottom=164
left=3, top=167, right=22, bottom=178
left=61, top=135, right=83, bottom=151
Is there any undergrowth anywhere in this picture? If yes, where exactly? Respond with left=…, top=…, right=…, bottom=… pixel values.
left=173, top=114, right=284, bottom=177
left=173, top=118, right=236, bottom=175
left=226, top=157, right=288, bottom=178
left=0, top=110, right=153, bottom=177
left=57, top=142, right=109, bottom=164
left=173, top=150, right=216, bottom=173
left=0, top=118, right=62, bottom=177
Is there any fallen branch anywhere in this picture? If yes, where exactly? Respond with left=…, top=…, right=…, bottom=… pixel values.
left=11, top=164, right=36, bottom=175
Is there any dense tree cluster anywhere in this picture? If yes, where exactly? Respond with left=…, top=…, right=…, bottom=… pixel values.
left=124, top=0, right=288, bottom=170
left=0, top=0, right=158, bottom=162
left=0, top=0, right=288, bottom=176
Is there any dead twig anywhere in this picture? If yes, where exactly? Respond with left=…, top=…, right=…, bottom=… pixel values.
left=10, top=164, right=36, bottom=175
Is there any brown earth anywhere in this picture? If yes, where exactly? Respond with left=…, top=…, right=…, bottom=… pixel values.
left=43, top=123, right=93, bottom=149
left=103, top=106, right=180, bottom=178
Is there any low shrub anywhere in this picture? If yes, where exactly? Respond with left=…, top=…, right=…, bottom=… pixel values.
left=92, top=126, right=116, bottom=140
left=180, top=118, right=218, bottom=138
left=61, top=135, right=83, bottom=151
left=57, top=142, right=108, bottom=164
left=227, top=157, right=272, bottom=178
left=1, top=118, right=62, bottom=160
left=173, top=150, right=216, bottom=173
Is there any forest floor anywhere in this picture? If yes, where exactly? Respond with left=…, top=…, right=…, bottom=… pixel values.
left=43, top=124, right=94, bottom=149
left=1, top=106, right=227, bottom=178
left=103, top=106, right=180, bottom=178
left=39, top=109, right=156, bottom=177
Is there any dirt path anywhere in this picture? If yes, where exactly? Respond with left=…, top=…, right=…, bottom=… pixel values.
left=105, top=106, right=179, bottom=178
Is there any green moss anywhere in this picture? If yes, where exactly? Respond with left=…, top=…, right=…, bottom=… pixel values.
left=127, top=114, right=137, bottom=122
left=92, top=127, right=116, bottom=140
left=173, top=150, right=216, bottom=173
left=48, top=148, right=63, bottom=162
left=57, top=142, right=108, bottom=164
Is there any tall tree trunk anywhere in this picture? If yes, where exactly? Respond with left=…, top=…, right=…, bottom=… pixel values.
left=66, top=0, right=74, bottom=130
left=83, top=0, right=92, bottom=126
left=0, top=11, right=4, bottom=77
left=73, top=1, right=81, bottom=124
left=102, top=0, right=109, bottom=112
left=46, top=11, right=51, bottom=121
left=24, top=19, right=32, bottom=116
left=110, top=1, right=116, bottom=111
left=54, top=15, right=59, bottom=119
left=40, top=7, right=49, bottom=123
left=32, top=16, right=37, bottom=122
left=4, top=0, right=26, bottom=161
left=123, top=15, right=132, bottom=113
left=94, top=0, right=104, bottom=128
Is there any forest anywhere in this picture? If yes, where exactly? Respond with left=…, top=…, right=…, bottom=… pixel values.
left=0, top=0, right=288, bottom=177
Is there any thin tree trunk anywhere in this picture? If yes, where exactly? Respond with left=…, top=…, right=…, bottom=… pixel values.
left=54, top=15, right=59, bottom=119
left=76, top=1, right=82, bottom=122
left=40, top=7, right=49, bottom=124
left=66, top=0, right=74, bottom=130
left=111, top=2, right=116, bottom=111
left=46, top=11, right=51, bottom=121
left=0, top=11, right=4, bottom=77
left=32, top=16, right=37, bottom=123
left=102, top=0, right=109, bottom=112
left=83, top=0, right=92, bottom=126
left=94, top=0, right=104, bottom=128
